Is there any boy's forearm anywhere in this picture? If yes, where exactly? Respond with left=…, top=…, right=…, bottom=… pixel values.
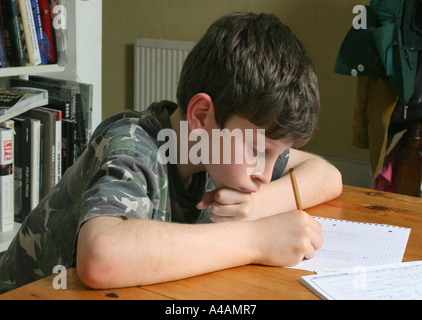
left=257, top=155, right=343, bottom=216
left=286, top=155, right=343, bottom=208
left=76, top=216, right=257, bottom=289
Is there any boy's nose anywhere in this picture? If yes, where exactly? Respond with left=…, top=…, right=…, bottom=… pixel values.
left=250, top=168, right=272, bottom=185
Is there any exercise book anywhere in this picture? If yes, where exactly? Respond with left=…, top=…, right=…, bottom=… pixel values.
left=301, top=261, right=422, bottom=300
left=289, top=217, right=411, bottom=272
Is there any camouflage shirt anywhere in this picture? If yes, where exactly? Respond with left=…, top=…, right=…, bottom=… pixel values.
left=0, top=101, right=289, bottom=293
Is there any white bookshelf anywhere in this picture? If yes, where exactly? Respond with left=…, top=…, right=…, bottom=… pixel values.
left=0, top=65, right=66, bottom=78
left=0, top=0, right=102, bottom=253
left=0, top=223, right=21, bottom=253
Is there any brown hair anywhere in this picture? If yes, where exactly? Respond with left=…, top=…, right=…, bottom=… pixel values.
left=177, top=12, right=320, bottom=147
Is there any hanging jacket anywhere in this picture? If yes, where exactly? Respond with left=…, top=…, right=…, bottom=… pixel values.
left=334, top=0, right=419, bottom=104
left=354, top=76, right=398, bottom=179
left=334, top=0, right=421, bottom=179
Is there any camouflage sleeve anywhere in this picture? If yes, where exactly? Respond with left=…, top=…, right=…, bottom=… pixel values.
left=77, top=118, right=171, bottom=231
left=81, top=156, right=150, bottom=220
left=78, top=157, right=170, bottom=232
left=271, top=148, right=290, bottom=181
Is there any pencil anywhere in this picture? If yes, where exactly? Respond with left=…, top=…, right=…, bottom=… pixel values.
left=289, top=168, right=303, bottom=211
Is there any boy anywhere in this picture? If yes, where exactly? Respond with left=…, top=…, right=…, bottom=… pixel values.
left=0, top=12, right=342, bottom=293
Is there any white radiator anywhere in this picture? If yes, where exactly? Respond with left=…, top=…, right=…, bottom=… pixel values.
left=134, top=39, right=196, bottom=111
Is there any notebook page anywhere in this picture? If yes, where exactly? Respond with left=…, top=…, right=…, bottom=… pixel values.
left=289, top=217, right=411, bottom=272
left=301, top=261, right=422, bottom=300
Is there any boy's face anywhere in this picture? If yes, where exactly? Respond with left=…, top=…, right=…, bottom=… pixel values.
left=202, top=115, right=291, bottom=193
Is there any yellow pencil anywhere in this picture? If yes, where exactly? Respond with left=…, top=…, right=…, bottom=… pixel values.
left=289, top=168, right=303, bottom=211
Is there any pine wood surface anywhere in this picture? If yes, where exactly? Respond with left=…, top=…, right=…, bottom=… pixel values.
left=1, top=185, right=421, bottom=300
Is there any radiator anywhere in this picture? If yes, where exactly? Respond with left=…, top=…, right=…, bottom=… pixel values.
left=134, top=39, right=196, bottom=111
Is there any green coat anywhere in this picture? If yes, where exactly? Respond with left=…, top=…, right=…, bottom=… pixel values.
left=334, top=0, right=420, bottom=103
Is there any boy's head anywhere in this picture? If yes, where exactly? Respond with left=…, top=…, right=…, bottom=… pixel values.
left=177, top=12, right=320, bottom=148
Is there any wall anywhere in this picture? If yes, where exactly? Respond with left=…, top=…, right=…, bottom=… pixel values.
left=102, top=0, right=371, bottom=167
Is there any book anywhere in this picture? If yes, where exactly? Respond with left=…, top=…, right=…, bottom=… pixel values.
left=13, top=116, right=41, bottom=221
left=29, top=75, right=91, bottom=151
left=30, top=0, right=47, bottom=64
left=0, top=7, right=8, bottom=68
left=11, top=117, right=31, bottom=221
left=24, top=108, right=55, bottom=197
left=11, top=78, right=73, bottom=119
left=289, top=217, right=411, bottom=272
left=11, top=77, right=77, bottom=172
left=50, top=0, right=66, bottom=65
left=1, top=0, right=25, bottom=66
left=25, top=116, right=41, bottom=211
left=0, top=87, right=48, bottom=122
left=12, top=76, right=90, bottom=164
left=61, top=118, right=75, bottom=173
left=301, top=261, right=422, bottom=300
left=17, top=0, right=41, bottom=66
left=40, top=106, right=61, bottom=183
left=37, top=0, right=55, bottom=63
left=1, top=118, right=14, bottom=167
left=0, top=125, right=14, bottom=232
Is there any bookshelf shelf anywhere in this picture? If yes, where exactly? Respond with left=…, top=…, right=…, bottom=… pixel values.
left=0, top=223, right=21, bottom=253
left=0, top=64, right=66, bottom=78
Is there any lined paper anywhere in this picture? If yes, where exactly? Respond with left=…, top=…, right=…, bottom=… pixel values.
left=301, top=261, right=422, bottom=300
left=289, top=217, right=411, bottom=272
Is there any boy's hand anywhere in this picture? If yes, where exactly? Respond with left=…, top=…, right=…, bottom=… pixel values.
left=196, top=188, right=261, bottom=222
left=196, top=189, right=324, bottom=266
left=251, top=210, right=323, bottom=266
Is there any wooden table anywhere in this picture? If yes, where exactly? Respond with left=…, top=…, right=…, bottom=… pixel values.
left=1, top=185, right=422, bottom=300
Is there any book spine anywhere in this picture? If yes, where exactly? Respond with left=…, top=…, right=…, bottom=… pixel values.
left=1, top=0, right=25, bottom=66
left=50, top=0, right=65, bottom=65
left=14, top=0, right=29, bottom=65
left=0, top=6, right=8, bottom=67
left=19, top=0, right=41, bottom=66
left=11, top=118, right=22, bottom=222
left=21, top=118, right=31, bottom=218
left=62, top=118, right=75, bottom=171
left=54, top=113, right=60, bottom=182
left=30, top=0, right=46, bottom=64
left=37, top=0, right=55, bottom=63
left=25, top=109, right=55, bottom=197
left=75, top=93, right=86, bottom=159
left=14, top=117, right=31, bottom=221
left=0, top=29, right=7, bottom=67
left=0, top=126, right=14, bottom=232
left=29, top=118, right=40, bottom=210
left=41, top=106, right=61, bottom=183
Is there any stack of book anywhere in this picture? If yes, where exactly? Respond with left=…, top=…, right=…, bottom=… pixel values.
left=0, top=0, right=67, bottom=68
left=0, top=76, right=92, bottom=230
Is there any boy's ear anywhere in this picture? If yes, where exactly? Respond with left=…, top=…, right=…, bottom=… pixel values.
left=186, top=93, right=215, bottom=132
